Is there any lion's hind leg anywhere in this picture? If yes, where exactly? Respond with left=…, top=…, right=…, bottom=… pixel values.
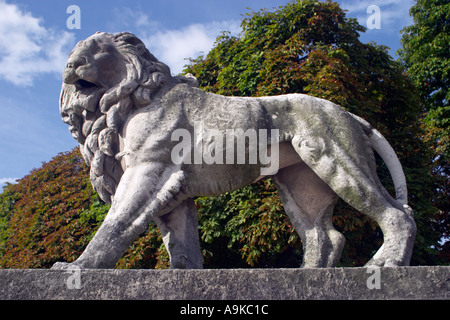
left=273, top=162, right=344, bottom=268
left=290, top=134, right=416, bottom=266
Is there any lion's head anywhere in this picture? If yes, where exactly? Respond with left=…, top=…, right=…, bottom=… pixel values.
left=60, top=32, right=197, bottom=203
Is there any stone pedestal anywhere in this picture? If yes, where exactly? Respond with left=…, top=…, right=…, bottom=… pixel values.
left=0, top=267, right=448, bottom=300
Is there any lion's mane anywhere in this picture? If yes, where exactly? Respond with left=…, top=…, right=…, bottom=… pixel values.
left=61, top=32, right=197, bottom=203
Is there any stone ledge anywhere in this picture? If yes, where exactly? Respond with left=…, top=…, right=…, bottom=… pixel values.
left=0, top=266, right=448, bottom=300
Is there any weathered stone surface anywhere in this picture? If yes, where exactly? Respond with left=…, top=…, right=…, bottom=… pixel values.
left=55, top=31, right=417, bottom=271
left=0, top=267, right=448, bottom=300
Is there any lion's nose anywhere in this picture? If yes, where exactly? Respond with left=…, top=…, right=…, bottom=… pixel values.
left=66, top=55, right=87, bottom=70
left=63, top=56, right=87, bottom=84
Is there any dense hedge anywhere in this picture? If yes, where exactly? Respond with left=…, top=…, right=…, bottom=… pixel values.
left=0, top=148, right=169, bottom=269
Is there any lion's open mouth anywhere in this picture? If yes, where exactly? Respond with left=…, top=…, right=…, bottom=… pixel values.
left=74, top=78, right=103, bottom=98
left=75, top=79, right=98, bottom=90
left=71, top=78, right=106, bottom=112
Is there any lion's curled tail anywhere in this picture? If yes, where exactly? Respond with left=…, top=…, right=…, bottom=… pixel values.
left=348, top=113, right=408, bottom=206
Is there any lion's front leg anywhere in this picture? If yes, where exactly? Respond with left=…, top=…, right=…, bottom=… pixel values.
left=53, top=163, right=188, bottom=269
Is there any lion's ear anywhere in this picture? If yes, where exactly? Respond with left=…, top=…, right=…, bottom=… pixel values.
left=113, top=32, right=139, bottom=44
left=136, top=43, right=158, bottom=62
left=114, top=32, right=159, bottom=63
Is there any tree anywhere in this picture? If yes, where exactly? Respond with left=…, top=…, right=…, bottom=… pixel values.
left=0, top=148, right=96, bottom=267
left=185, top=0, right=444, bottom=266
left=399, top=0, right=449, bottom=261
left=0, top=148, right=169, bottom=269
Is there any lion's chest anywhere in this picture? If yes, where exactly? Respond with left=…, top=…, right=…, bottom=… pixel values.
left=120, top=105, right=178, bottom=167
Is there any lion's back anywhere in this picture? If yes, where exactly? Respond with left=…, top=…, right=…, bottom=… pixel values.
left=166, top=84, right=361, bottom=146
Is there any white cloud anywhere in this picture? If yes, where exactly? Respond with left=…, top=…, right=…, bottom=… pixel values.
left=339, top=0, right=414, bottom=30
left=0, top=177, right=18, bottom=190
left=142, top=20, right=241, bottom=75
left=0, top=1, right=75, bottom=86
left=110, top=8, right=241, bottom=75
left=108, top=7, right=160, bottom=32
left=0, top=177, right=17, bottom=184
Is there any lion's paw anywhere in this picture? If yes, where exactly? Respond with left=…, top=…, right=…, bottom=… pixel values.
left=51, top=262, right=77, bottom=270
left=365, top=258, right=402, bottom=268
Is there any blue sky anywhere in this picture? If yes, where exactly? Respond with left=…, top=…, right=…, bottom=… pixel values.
left=0, top=0, right=414, bottom=189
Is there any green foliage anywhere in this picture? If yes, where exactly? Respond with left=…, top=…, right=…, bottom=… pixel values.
left=399, top=0, right=449, bottom=262
left=197, top=179, right=302, bottom=267
left=399, top=0, right=449, bottom=129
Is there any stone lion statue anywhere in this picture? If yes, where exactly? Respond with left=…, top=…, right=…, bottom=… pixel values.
left=53, top=32, right=416, bottom=269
